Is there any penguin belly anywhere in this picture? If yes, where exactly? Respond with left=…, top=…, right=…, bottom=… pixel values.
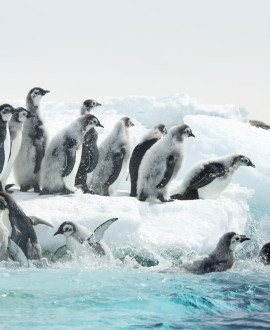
left=1, top=134, right=22, bottom=187
left=0, top=129, right=10, bottom=180
left=66, top=236, right=86, bottom=255
left=63, top=146, right=82, bottom=192
left=1, top=209, right=12, bottom=236
left=198, top=174, right=232, bottom=199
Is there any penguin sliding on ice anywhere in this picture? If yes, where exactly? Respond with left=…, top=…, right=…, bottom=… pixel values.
left=1, top=107, right=34, bottom=193
left=52, top=218, right=118, bottom=262
left=0, top=192, right=53, bottom=265
left=14, top=87, right=50, bottom=193
left=0, top=104, right=15, bottom=191
left=180, top=232, right=250, bottom=275
left=171, top=154, right=255, bottom=200
left=75, top=99, right=102, bottom=193
left=137, top=124, right=195, bottom=202
left=90, top=117, right=134, bottom=196
left=129, top=124, right=167, bottom=197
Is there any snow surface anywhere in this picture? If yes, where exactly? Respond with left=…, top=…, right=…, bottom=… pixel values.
left=1, top=94, right=270, bottom=263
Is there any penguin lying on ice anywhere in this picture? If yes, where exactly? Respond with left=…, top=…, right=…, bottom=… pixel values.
left=180, top=232, right=250, bottom=275
left=171, top=154, right=255, bottom=200
left=52, top=218, right=118, bottom=261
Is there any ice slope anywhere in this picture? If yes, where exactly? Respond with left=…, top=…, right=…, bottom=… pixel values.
left=1, top=94, right=269, bottom=261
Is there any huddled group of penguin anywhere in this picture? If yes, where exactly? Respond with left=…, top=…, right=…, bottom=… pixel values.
left=0, top=87, right=269, bottom=274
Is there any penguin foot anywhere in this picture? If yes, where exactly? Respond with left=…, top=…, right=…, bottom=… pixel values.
left=170, top=194, right=182, bottom=200
left=60, top=188, right=75, bottom=195
left=20, top=184, right=31, bottom=192
left=138, top=191, right=147, bottom=202
left=157, top=194, right=174, bottom=203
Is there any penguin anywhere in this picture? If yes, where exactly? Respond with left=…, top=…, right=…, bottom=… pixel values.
left=40, top=114, right=103, bottom=195
left=180, top=232, right=250, bottom=275
left=0, top=107, right=34, bottom=192
left=259, top=243, right=270, bottom=265
left=0, top=104, right=15, bottom=191
left=129, top=124, right=167, bottom=197
left=75, top=99, right=102, bottom=193
left=171, top=154, right=255, bottom=200
left=52, top=218, right=118, bottom=261
left=0, top=191, right=53, bottom=261
left=13, top=87, right=50, bottom=193
left=137, top=124, right=195, bottom=202
left=90, top=117, right=134, bottom=196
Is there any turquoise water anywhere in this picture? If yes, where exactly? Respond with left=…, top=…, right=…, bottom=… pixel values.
left=1, top=264, right=270, bottom=329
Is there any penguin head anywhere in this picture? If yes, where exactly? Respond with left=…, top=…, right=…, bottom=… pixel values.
left=81, top=99, right=101, bottom=114
left=54, top=221, right=76, bottom=237
left=220, top=232, right=250, bottom=251
left=259, top=242, right=270, bottom=265
left=232, top=155, right=255, bottom=168
left=14, top=107, right=34, bottom=123
left=83, top=114, right=104, bottom=131
left=121, top=117, right=134, bottom=128
left=28, top=87, right=50, bottom=107
left=0, top=104, right=15, bottom=122
left=0, top=196, right=8, bottom=211
left=156, top=124, right=167, bottom=136
left=170, top=124, right=195, bottom=142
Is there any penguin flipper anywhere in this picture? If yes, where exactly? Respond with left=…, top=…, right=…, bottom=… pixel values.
left=0, top=142, right=5, bottom=175
left=34, top=144, right=46, bottom=174
left=29, top=216, right=54, bottom=228
left=8, top=239, right=29, bottom=267
left=87, top=145, right=99, bottom=173
left=156, top=155, right=176, bottom=189
left=188, top=163, right=227, bottom=189
left=105, top=148, right=126, bottom=187
left=51, top=245, right=68, bottom=262
left=62, top=138, right=78, bottom=177
left=88, top=218, right=118, bottom=244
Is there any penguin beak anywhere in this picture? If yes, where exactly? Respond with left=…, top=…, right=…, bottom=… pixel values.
left=248, top=160, right=255, bottom=168
left=54, top=230, right=62, bottom=236
left=189, top=132, right=195, bottom=137
left=96, top=102, right=101, bottom=107
left=41, top=90, right=50, bottom=96
left=240, top=235, right=250, bottom=243
left=97, top=122, right=104, bottom=128
left=27, top=114, right=35, bottom=118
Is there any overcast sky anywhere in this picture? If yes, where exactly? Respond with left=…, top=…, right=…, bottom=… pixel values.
left=1, top=0, right=269, bottom=122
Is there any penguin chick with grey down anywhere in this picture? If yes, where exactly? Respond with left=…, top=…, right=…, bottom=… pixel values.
left=137, top=124, right=195, bottom=202
left=180, top=232, right=250, bottom=275
left=52, top=218, right=118, bottom=261
left=171, top=154, right=255, bottom=200
left=90, top=117, right=134, bottom=196
left=40, top=114, right=103, bottom=195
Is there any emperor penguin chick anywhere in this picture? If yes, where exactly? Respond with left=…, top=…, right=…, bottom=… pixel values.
left=75, top=99, right=102, bottom=193
left=13, top=87, right=50, bottom=193
left=1, top=107, right=34, bottom=192
left=129, top=124, right=167, bottom=197
left=0, top=104, right=15, bottom=191
left=90, top=117, right=134, bottom=196
left=180, top=232, right=250, bottom=275
left=137, top=124, right=195, bottom=202
left=40, top=114, right=103, bottom=195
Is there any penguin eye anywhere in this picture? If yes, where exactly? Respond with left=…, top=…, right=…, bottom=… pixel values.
left=92, top=102, right=96, bottom=106
left=236, top=237, right=239, bottom=241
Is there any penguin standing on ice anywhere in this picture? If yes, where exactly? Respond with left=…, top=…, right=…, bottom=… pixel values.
left=75, top=99, right=101, bottom=193
left=90, top=117, right=134, bottom=196
left=0, top=104, right=15, bottom=191
left=171, top=154, right=255, bottom=200
left=137, top=124, right=195, bottom=202
left=129, top=124, right=167, bottom=197
left=0, top=191, right=53, bottom=262
left=14, top=87, right=50, bottom=192
left=1, top=107, right=34, bottom=192
left=52, top=218, right=118, bottom=261
left=40, top=114, right=103, bottom=195
left=180, top=232, right=250, bottom=275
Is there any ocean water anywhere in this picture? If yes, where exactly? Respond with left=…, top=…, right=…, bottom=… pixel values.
left=1, top=262, right=270, bottom=329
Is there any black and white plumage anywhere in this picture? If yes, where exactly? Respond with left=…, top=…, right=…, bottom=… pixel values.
left=52, top=218, right=118, bottom=261
left=137, top=124, right=195, bottom=202
left=90, top=117, right=134, bottom=196
left=14, top=87, right=50, bottom=193
left=129, top=124, right=167, bottom=197
left=259, top=243, right=270, bottom=265
left=40, top=114, right=103, bottom=195
left=171, top=154, right=255, bottom=201
left=0, top=107, right=33, bottom=192
left=0, top=191, right=53, bottom=261
left=0, top=104, right=15, bottom=191
left=181, top=232, right=250, bottom=275
left=75, top=99, right=102, bottom=193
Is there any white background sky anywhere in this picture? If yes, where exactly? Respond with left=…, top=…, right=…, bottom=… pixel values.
left=0, top=0, right=269, bottom=122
